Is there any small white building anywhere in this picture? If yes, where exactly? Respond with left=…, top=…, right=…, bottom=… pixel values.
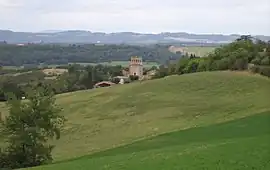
left=114, top=76, right=130, bottom=84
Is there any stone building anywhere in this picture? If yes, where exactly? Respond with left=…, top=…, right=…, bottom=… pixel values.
left=129, top=56, right=143, bottom=79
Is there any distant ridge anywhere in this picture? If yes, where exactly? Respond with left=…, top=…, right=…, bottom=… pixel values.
left=38, top=30, right=64, bottom=33
left=1, top=30, right=270, bottom=44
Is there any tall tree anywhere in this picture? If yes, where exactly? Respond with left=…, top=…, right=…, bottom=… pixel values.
left=0, top=86, right=65, bottom=169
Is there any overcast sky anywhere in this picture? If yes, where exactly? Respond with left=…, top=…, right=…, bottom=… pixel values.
left=0, top=0, right=269, bottom=35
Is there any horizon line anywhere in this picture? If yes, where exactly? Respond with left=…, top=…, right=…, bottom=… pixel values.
left=1, top=29, right=269, bottom=37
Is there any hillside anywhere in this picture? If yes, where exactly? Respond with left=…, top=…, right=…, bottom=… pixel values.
left=14, top=71, right=269, bottom=160
left=1, top=71, right=270, bottom=169
left=31, top=111, right=270, bottom=170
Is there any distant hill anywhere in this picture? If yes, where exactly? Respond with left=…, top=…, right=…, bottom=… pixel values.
left=38, top=30, right=64, bottom=33
left=1, top=30, right=269, bottom=44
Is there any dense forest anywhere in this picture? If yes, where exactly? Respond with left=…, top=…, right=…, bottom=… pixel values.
left=0, top=44, right=181, bottom=66
left=154, top=36, right=270, bottom=78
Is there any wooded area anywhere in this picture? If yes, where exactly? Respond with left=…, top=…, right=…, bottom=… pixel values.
left=154, top=36, right=270, bottom=78
left=0, top=44, right=181, bottom=66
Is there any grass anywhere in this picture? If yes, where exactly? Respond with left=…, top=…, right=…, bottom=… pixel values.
left=5, top=71, right=268, bottom=161
left=169, top=46, right=216, bottom=56
left=185, top=46, right=216, bottom=56
left=31, top=111, right=270, bottom=170
left=1, top=71, right=270, bottom=169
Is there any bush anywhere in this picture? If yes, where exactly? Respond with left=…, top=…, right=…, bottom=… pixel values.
left=129, top=75, right=139, bottom=81
left=261, top=57, right=270, bottom=66
left=216, top=59, right=229, bottom=70
left=111, top=77, right=120, bottom=84
left=258, top=66, right=270, bottom=77
left=250, top=65, right=270, bottom=77
left=233, top=58, right=248, bottom=70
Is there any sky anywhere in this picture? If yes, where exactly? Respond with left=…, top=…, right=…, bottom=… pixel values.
left=0, top=0, right=269, bottom=35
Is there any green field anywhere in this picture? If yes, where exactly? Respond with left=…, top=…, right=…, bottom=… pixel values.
left=185, top=46, right=216, bottom=56
left=1, top=71, right=270, bottom=169
left=31, top=111, right=270, bottom=170
left=169, top=46, right=216, bottom=57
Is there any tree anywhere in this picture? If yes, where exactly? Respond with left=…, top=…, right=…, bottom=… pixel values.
left=0, top=86, right=65, bottom=169
left=197, top=59, right=210, bottom=72
left=175, top=57, right=189, bottom=74
left=129, top=75, right=139, bottom=81
left=236, top=35, right=252, bottom=42
left=261, top=56, right=270, bottom=66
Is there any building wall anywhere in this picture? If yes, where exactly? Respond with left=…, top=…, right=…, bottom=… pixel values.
left=129, top=57, right=143, bottom=78
left=129, top=65, right=143, bottom=77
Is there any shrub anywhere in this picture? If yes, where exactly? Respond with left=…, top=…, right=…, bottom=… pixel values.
left=129, top=75, right=139, bottom=81
left=250, top=65, right=270, bottom=77
left=111, top=77, right=120, bottom=84
left=258, top=66, right=270, bottom=77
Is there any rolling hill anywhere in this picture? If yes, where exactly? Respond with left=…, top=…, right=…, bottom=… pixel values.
left=1, top=71, right=270, bottom=169
left=31, top=111, right=270, bottom=170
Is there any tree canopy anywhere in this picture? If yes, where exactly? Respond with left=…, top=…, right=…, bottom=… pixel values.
left=0, top=44, right=181, bottom=66
left=0, top=86, right=65, bottom=169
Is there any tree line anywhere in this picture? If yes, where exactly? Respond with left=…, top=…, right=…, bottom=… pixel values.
left=0, top=44, right=181, bottom=66
left=154, top=36, right=270, bottom=78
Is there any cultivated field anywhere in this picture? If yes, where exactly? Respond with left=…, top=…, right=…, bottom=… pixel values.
left=1, top=71, right=269, bottom=169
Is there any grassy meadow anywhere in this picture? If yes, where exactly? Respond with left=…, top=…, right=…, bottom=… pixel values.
left=1, top=71, right=269, bottom=169
left=31, top=111, right=270, bottom=170
left=169, top=46, right=216, bottom=56
left=185, top=46, right=216, bottom=56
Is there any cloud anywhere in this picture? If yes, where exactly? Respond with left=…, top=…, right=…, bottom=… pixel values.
left=0, top=0, right=269, bottom=35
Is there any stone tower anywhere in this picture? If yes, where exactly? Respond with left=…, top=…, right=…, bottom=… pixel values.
left=129, top=56, right=143, bottom=78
